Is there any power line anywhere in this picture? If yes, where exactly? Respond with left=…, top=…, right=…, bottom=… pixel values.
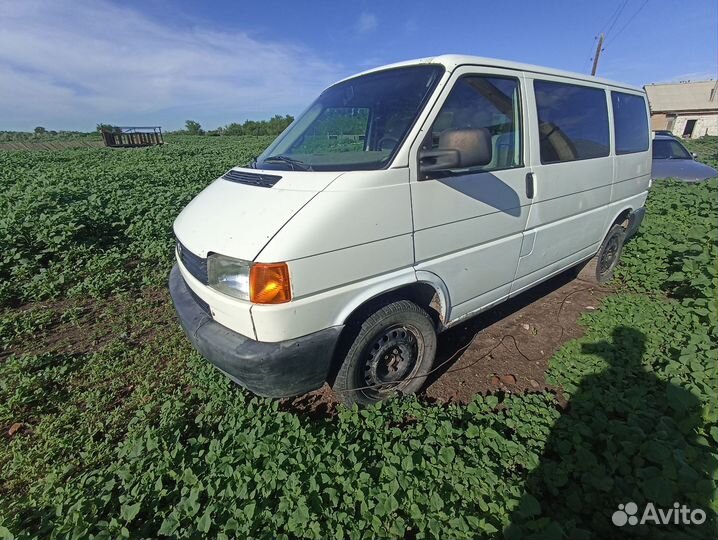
left=604, top=0, right=630, bottom=39
left=598, top=1, right=622, bottom=34
left=584, top=0, right=628, bottom=75
left=605, top=0, right=649, bottom=47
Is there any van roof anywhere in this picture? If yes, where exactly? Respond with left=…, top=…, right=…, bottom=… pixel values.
left=337, top=54, right=644, bottom=93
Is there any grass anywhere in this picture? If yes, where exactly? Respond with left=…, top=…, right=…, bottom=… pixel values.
left=685, top=135, right=718, bottom=169
left=0, top=136, right=716, bottom=539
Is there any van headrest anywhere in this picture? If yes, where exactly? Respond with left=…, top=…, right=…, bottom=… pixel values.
left=439, top=128, right=492, bottom=168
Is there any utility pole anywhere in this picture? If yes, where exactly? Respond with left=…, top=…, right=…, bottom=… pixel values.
left=591, top=33, right=605, bottom=76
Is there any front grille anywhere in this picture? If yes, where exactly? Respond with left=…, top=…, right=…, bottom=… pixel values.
left=187, top=284, right=211, bottom=316
left=222, top=169, right=281, bottom=188
left=176, top=240, right=208, bottom=284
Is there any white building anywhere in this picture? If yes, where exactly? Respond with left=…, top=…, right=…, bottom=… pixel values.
left=644, top=80, right=718, bottom=138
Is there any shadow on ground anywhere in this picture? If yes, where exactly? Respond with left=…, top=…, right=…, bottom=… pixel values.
left=505, top=326, right=716, bottom=539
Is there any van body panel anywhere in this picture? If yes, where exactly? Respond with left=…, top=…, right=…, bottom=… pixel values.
left=445, top=283, right=512, bottom=326
left=251, top=264, right=417, bottom=342
left=514, top=164, right=613, bottom=282
left=259, top=169, right=346, bottom=192
left=513, top=75, right=614, bottom=286
left=510, top=243, right=598, bottom=297
left=286, top=235, right=414, bottom=300
left=612, top=172, right=651, bottom=203
left=413, top=217, right=524, bottom=317
left=408, top=66, right=533, bottom=325
left=257, top=170, right=412, bottom=263
left=253, top=168, right=415, bottom=341
left=516, top=205, right=608, bottom=286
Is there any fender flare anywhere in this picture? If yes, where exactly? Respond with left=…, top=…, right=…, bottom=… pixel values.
left=333, top=269, right=419, bottom=327
left=333, top=269, right=452, bottom=329
left=601, top=205, right=634, bottom=243
left=414, top=270, right=452, bottom=327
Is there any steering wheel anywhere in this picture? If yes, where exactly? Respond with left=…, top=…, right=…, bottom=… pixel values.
left=377, top=135, right=400, bottom=151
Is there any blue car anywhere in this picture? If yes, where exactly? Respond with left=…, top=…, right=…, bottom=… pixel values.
left=651, top=135, right=717, bottom=182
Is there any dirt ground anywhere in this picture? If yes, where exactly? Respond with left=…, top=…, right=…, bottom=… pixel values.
left=284, top=268, right=612, bottom=415
left=0, top=288, right=175, bottom=363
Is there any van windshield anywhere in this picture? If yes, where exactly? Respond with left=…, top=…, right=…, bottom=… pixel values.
left=256, top=65, right=445, bottom=171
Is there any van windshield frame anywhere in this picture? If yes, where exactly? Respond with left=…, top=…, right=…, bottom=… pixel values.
left=255, top=65, right=445, bottom=172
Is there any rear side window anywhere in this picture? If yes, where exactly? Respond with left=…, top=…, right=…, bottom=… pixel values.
left=534, top=80, right=610, bottom=164
left=611, top=92, right=649, bottom=154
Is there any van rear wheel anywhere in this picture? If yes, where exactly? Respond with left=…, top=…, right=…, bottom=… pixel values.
left=332, top=300, right=437, bottom=406
left=578, top=224, right=626, bottom=284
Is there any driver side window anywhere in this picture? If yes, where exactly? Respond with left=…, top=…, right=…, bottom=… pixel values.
left=425, top=75, right=523, bottom=172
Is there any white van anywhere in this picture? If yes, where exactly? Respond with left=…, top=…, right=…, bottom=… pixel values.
left=170, top=55, right=650, bottom=405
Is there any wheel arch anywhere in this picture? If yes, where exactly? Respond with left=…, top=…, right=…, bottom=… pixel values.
left=612, top=207, right=632, bottom=228
left=337, top=273, right=450, bottom=331
left=599, top=205, right=633, bottom=246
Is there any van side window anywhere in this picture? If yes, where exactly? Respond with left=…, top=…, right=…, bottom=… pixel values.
left=611, top=92, right=649, bottom=154
left=534, top=80, right=609, bottom=164
left=426, top=76, right=522, bottom=171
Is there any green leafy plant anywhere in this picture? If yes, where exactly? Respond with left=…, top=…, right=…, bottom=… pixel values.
left=0, top=137, right=715, bottom=539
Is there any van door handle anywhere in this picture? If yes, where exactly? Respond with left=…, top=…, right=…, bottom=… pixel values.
left=525, top=173, right=535, bottom=199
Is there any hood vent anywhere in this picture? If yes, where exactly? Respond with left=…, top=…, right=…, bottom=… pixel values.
left=222, top=169, right=282, bottom=188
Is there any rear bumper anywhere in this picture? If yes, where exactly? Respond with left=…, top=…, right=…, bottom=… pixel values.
left=169, top=265, right=342, bottom=398
left=625, top=207, right=645, bottom=239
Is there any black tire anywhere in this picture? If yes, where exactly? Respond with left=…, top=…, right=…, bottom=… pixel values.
left=578, top=224, right=626, bottom=284
left=332, top=300, right=437, bottom=406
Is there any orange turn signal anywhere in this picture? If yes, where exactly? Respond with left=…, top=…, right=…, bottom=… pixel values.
left=249, top=262, right=291, bottom=304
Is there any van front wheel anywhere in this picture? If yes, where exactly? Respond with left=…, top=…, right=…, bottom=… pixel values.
left=333, top=300, right=437, bottom=406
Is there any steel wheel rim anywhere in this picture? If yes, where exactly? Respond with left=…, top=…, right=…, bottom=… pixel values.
left=599, top=235, right=620, bottom=274
left=360, top=323, right=424, bottom=398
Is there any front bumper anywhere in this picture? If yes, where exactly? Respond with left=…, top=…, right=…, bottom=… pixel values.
left=169, top=265, right=343, bottom=398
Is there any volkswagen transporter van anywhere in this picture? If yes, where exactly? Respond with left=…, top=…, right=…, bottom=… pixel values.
left=169, top=55, right=650, bottom=405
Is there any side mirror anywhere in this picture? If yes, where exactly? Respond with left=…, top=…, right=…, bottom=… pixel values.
left=419, top=128, right=492, bottom=175
left=691, top=152, right=698, bottom=160
left=419, top=148, right=461, bottom=172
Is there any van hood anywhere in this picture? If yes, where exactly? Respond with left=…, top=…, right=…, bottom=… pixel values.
left=173, top=168, right=342, bottom=261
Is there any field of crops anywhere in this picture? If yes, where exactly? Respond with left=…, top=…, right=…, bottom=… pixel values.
left=0, top=135, right=716, bottom=539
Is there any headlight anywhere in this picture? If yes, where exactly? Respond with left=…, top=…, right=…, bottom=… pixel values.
left=207, top=253, right=291, bottom=304
left=207, top=253, right=251, bottom=300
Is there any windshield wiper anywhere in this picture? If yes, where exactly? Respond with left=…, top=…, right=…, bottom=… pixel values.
left=263, top=155, right=312, bottom=171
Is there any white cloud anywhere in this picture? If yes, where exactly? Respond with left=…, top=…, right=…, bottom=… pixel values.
left=355, top=12, right=378, bottom=34
left=0, top=0, right=343, bottom=130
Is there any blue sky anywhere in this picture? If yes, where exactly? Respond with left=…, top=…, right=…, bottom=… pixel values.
left=1, top=0, right=716, bottom=131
